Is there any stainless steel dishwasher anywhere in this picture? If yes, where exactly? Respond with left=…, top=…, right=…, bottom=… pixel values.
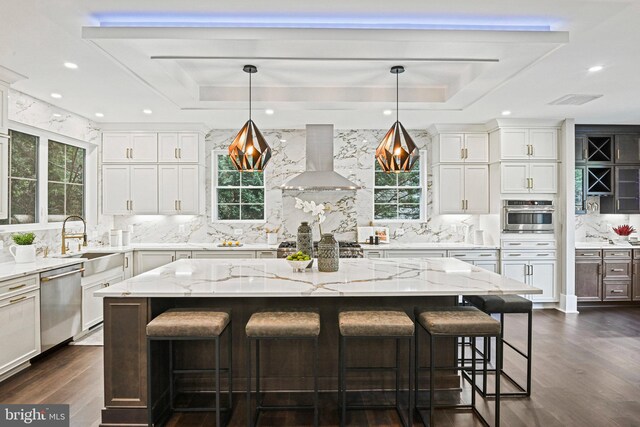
left=40, top=264, right=84, bottom=352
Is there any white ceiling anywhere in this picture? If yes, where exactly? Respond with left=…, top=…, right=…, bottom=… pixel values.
left=0, top=0, right=639, bottom=128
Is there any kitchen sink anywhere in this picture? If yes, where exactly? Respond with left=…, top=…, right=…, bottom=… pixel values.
left=68, top=252, right=124, bottom=276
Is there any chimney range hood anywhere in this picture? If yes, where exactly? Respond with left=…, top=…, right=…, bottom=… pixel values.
left=281, top=124, right=361, bottom=191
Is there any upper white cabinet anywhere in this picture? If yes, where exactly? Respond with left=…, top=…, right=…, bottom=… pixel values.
left=158, top=165, right=200, bottom=214
left=158, top=132, right=200, bottom=163
left=434, top=133, right=489, bottom=163
left=0, top=82, right=8, bottom=135
left=103, top=165, right=158, bottom=214
left=493, top=127, right=558, bottom=161
left=436, top=165, right=489, bottom=214
left=500, top=162, right=557, bottom=194
left=102, top=132, right=158, bottom=163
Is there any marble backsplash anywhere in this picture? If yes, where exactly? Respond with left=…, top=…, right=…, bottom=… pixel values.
left=113, top=128, right=483, bottom=244
left=575, top=196, right=640, bottom=242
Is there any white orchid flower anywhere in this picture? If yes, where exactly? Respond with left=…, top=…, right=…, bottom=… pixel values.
left=294, top=198, right=304, bottom=209
left=318, top=213, right=326, bottom=224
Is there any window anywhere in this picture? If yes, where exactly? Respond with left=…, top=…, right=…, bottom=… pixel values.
left=48, top=140, right=85, bottom=222
left=373, top=155, right=424, bottom=220
left=0, top=130, right=39, bottom=225
left=213, top=152, right=265, bottom=221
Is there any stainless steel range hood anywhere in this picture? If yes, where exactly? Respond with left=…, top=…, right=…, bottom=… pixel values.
left=282, top=124, right=361, bottom=191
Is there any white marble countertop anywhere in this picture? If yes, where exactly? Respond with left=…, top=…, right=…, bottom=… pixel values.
left=95, top=257, right=540, bottom=298
left=51, top=242, right=280, bottom=257
left=575, top=241, right=637, bottom=249
left=0, top=258, right=84, bottom=282
left=362, top=242, right=499, bottom=250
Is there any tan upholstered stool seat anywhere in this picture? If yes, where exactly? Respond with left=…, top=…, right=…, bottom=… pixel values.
left=417, top=306, right=500, bottom=336
left=246, top=310, right=320, bottom=338
left=339, top=309, right=414, bottom=337
left=146, top=308, right=230, bottom=337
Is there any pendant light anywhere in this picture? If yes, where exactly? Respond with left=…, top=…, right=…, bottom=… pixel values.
left=229, top=65, right=272, bottom=172
left=375, top=65, right=419, bottom=173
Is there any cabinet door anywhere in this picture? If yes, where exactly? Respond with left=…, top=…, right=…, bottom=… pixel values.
left=134, top=251, right=176, bottom=275
left=529, top=163, right=557, bottom=193
left=575, top=166, right=587, bottom=214
left=82, top=281, right=105, bottom=331
left=464, top=133, right=489, bottom=163
left=123, top=252, right=133, bottom=279
left=0, top=290, right=40, bottom=376
left=178, top=165, right=199, bottom=214
left=130, top=165, right=158, bottom=214
left=438, top=134, right=464, bottom=162
left=178, top=133, right=200, bottom=163
left=575, top=260, right=602, bottom=301
left=529, top=260, right=557, bottom=302
left=501, top=260, right=528, bottom=283
left=130, top=133, right=157, bottom=162
left=438, top=165, right=465, bottom=213
left=158, top=165, right=179, bottom=214
left=475, top=261, right=499, bottom=273
left=633, top=260, right=640, bottom=301
left=500, top=163, right=529, bottom=193
left=614, top=134, right=640, bottom=164
left=614, top=166, right=640, bottom=213
left=158, top=133, right=179, bottom=162
left=575, top=136, right=587, bottom=163
left=529, top=129, right=557, bottom=160
left=175, top=251, right=192, bottom=259
left=102, top=165, right=130, bottom=214
left=192, top=251, right=256, bottom=259
left=500, top=129, right=529, bottom=160
left=102, top=133, right=131, bottom=163
left=0, top=135, right=8, bottom=219
left=257, top=250, right=277, bottom=259
left=464, top=165, right=489, bottom=214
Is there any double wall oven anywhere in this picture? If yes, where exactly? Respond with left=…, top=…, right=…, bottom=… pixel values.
left=503, top=200, right=555, bottom=234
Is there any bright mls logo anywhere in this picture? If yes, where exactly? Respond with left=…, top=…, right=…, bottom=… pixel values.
left=1, top=405, right=69, bottom=426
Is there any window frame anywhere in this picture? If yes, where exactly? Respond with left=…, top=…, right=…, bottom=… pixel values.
left=211, top=150, right=266, bottom=223
left=372, top=150, right=427, bottom=223
left=46, top=139, right=86, bottom=223
left=0, top=121, right=97, bottom=232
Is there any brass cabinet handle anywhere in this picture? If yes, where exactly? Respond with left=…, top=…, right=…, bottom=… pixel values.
left=124, top=257, right=129, bottom=268
left=9, top=284, right=26, bottom=291
left=10, top=296, right=27, bottom=304
left=462, top=199, right=465, bottom=210
left=130, top=148, right=133, bottom=159
left=530, top=144, right=534, bottom=156
left=130, top=200, right=133, bottom=211
left=175, top=200, right=178, bottom=211
left=175, top=148, right=178, bottom=159
left=178, top=148, right=182, bottom=159
left=461, top=148, right=465, bottom=160
left=617, top=149, right=620, bottom=160
left=179, top=200, right=182, bottom=211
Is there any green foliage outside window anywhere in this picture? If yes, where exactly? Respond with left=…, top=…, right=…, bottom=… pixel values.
left=216, top=154, right=265, bottom=220
left=0, top=130, right=39, bottom=225
left=373, top=158, right=422, bottom=220
left=47, top=140, right=85, bottom=222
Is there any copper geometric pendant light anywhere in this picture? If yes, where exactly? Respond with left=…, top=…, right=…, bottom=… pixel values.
left=375, top=65, right=419, bottom=173
left=229, top=65, right=272, bottom=172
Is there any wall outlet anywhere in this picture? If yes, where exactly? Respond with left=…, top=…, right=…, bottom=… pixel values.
left=234, top=229, right=243, bottom=236
left=396, top=228, right=405, bottom=236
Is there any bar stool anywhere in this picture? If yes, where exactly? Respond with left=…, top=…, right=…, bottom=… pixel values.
left=338, top=309, right=414, bottom=427
left=464, top=295, right=533, bottom=397
left=245, top=309, right=320, bottom=427
left=147, top=308, right=232, bottom=427
left=415, top=306, right=501, bottom=427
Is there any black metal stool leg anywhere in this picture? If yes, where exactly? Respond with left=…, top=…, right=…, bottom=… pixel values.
left=526, top=310, right=532, bottom=396
left=169, top=340, right=174, bottom=410
left=340, top=335, right=347, bottom=427
left=215, top=337, right=221, bottom=427
left=314, top=337, right=319, bottom=427
left=228, top=326, right=233, bottom=409
left=395, top=338, right=400, bottom=411
left=147, top=337, right=152, bottom=427
left=246, top=338, right=252, bottom=427
left=496, top=335, right=502, bottom=427
left=429, top=332, right=435, bottom=427
left=408, top=336, right=414, bottom=427
left=471, top=337, right=476, bottom=408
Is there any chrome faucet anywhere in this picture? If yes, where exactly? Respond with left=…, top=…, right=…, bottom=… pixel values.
left=61, top=215, right=87, bottom=255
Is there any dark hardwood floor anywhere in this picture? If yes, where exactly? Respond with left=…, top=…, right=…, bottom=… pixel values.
left=1, top=307, right=639, bottom=426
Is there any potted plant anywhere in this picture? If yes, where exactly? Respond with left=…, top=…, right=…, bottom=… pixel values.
left=10, top=232, right=36, bottom=263
left=612, top=224, right=635, bottom=242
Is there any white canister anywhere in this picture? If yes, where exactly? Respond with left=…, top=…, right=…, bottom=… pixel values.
left=110, top=229, right=123, bottom=247
left=9, top=245, right=36, bottom=263
left=121, top=230, right=131, bottom=246
left=266, top=232, right=278, bottom=245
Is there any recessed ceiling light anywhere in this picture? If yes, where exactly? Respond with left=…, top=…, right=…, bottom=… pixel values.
left=280, top=139, right=286, bottom=143
left=50, top=93, right=62, bottom=99
left=588, top=65, right=603, bottom=73
left=142, top=109, right=152, bottom=115
left=501, top=110, right=512, bottom=116
left=64, top=62, right=78, bottom=69
left=265, top=109, right=274, bottom=115
left=363, top=139, right=368, bottom=143
left=95, top=112, right=104, bottom=118
left=383, top=110, right=392, bottom=116
left=52, top=113, right=62, bottom=118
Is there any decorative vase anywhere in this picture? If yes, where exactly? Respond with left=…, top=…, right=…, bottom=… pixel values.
left=296, top=222, right=314, bottom=268
left=318, top=233, right=339, bottom=272
left=9, top=244, right=36, bottom=263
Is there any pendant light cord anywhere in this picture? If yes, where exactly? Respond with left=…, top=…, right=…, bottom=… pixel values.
left=249, top=71, right=252, bottom=121
left=396, top=70, right=399, bottom=123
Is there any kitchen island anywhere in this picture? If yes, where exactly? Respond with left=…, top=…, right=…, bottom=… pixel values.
left=96, top=257, right=540, bottom=426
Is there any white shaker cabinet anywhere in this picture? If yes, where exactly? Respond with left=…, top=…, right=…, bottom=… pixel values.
left=437, top=165, right=489, bottom=214
left=0, top=286, right=40, bottom=377
left=158, top=165, right=199, bottom=214
left=434, top=133, right=489, bottom=163
left=123, top=251, right=134, bottom=280
left=500, top=163, right=557, bottom=194
left=498, top=128, right=557, bottom=161
left=102, top=132, right=158, bottom=163
left=134, top=251, right=178, bottom=275
left=529, top=163, right=558, bottom=193
left=103, top=165, right=158, bottom=214
left=501, top=251, right=557, bottom=302
left=529, top=129, right=558, bottom=160
left=158, top=132, right=199, bottom=163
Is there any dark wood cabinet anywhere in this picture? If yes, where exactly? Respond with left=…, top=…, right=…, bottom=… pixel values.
left=614, top=134, right=640, bottom=164
left=576, top=258, right=602, bottom=302
left=634, top=260, right=640, bottom=301
left=600, top=166, right=640, bottom=213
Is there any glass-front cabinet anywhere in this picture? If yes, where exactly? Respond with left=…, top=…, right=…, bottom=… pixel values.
left=575, top=166, right=587, bottom=214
